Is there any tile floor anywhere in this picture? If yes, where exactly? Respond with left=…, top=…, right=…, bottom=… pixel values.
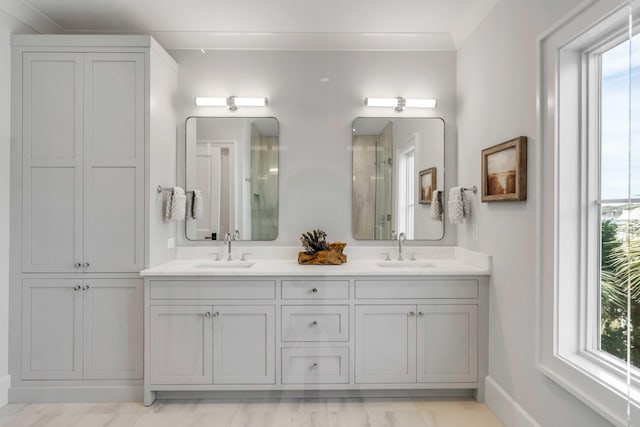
left=0, top=398, right=504, bottom=427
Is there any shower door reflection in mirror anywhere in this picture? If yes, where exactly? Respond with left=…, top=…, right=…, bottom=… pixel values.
left=352, top=117, right=444, bottom=240
left=185, top=117, right=279, bottom=241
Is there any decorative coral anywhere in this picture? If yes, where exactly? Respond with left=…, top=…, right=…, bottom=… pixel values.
left=299, top=229, right=328, bottom=254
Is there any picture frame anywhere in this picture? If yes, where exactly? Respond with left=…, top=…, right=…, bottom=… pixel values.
left=418, top=167, right=436, bottom=204
left=481, top=136, right=527, bottom=202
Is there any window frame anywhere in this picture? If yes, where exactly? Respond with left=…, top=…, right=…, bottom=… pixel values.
left=538, top=1, right=640, bottom=425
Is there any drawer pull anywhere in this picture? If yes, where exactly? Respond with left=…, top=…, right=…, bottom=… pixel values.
left=311, top=288, right=318, bottom=293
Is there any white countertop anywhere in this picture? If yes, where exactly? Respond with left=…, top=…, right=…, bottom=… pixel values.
left=141, top=247, right=491, bottom=277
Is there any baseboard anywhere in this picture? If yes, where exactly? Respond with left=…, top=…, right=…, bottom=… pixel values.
left=158, top=389, right=474, bottom=400
left=9, top=385, right=142, bottom=403
left=0, top=374, right=10, bottom=407
left=485, top=376, right=540, bottom=427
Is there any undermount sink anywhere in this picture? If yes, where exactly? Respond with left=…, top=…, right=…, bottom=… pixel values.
left=194, top=261, right=255, bottom=269
left=376, top=260, right=433, bottom=268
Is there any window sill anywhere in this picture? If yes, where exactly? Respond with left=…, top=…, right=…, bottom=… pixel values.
left=539, top=352, right=640, bottom=426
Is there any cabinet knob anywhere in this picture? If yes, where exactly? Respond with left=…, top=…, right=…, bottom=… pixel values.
left=409, top=311, right=415, bottom=316
left=418, top=311, right=424, bottom=316
left=213, top=312, right=220, bottom=317
left=84, top=262, right=90, bottom=268
left=311, top=321, right=318, bottom=327
left=204, top=312, right=211, bottom=318
left=311, top=362, right=319, bottom=368
left=311, top=288, right=318, bottom=293
left=82, top=285, right=90, bottom=291
left=74, top=262, right=82, bottom=268
left=73, top=285, right=81, bottom=291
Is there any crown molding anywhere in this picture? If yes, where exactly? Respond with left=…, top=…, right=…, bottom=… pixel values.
left=143, top=31, right=456, bottom=51
left=0, top=0, right=62, bottom=33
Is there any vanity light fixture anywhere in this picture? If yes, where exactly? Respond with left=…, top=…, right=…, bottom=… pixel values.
left=364, top=97, right=436, bottom=112
left=195, top=96, right=268, bottom=111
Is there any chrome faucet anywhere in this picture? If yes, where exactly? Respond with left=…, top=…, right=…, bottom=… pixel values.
left=224, top=232, right=233, bottom=261
left=398, top=232, right=406, bottom=261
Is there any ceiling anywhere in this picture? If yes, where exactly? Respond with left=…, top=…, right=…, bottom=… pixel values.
left=0, top=0, right=500, bottom=50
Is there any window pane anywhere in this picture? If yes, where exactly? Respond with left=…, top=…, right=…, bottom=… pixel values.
left=600, top=203, right=640, bottom=366
left=601, top=39, right=631, bottom=200
left=600, top=34, right=640, bottom=367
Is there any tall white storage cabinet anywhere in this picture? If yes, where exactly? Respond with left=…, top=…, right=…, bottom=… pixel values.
left=9, top=35, right=178, bottom=402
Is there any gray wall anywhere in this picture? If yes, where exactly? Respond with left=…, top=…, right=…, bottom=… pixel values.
left=171, top=50, right=458, bottom=247
left=457, top=0, right=611, bottom=425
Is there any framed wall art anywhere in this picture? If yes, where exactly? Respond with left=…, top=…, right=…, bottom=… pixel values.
left=481, top=136, right=527, bottom=202
left=419, top=167, right=436, bottom=204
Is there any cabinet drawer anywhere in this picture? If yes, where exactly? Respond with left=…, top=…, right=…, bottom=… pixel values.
left=281, top=348, right=349, bottom=384
left=282, top=306, right=349, bottom=342
left=149, top=280, right=276, bottom=300
left=355, top=279, right=478, bottom=299
left=282, top=280, right=349, bottom=299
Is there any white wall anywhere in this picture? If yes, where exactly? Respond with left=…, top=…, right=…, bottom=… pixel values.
left=148, top=43, right=179, bottom=266
left=457, top=0, right=612, bottom=425
left=0, top=9, right=35, bottom=408
left=172, top=50, right=458, bottom=247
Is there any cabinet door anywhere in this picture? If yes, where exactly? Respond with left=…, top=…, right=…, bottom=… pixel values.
left=21, top=279, right=83, bottom=379
left=149, top=306, right=213, bottom=385
left=22, top=53, right=83, bottom=272
left=83, top=279, right=143, bottom=380
left=83, top=53, right=145, bottom=272
left=416, top=305, right=478, bottom=383
left=355, top=305, right=416, bottom=384
left=213, top=306, right=275, bottom=384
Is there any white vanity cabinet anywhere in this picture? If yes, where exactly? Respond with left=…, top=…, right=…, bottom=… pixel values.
left=149, top=306, right=213, bottom=385
left=355, top=304, right=478, bottom=384
left=355, top=279, right=480, bottom=385
left=149, top=304, right=275, bottom=386
left=21, top=278, right=143, bottom=381
left=21, top=50, right=144, bottom=273
left=355, top=305, right=417, bottom=384
left=142, top=273, right=488, bottom=405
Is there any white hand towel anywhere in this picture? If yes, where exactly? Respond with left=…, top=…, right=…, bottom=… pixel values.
left=448, top=187, right=470, bottom=224
left=430, top=190, right=443, bottom=221
left=192, top=189, right=203, bottom=219
left=165, top=187, right=186, bottom=221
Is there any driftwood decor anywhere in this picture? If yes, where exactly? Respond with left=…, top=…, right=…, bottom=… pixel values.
left=298, top=229, right=347, bottom=265
left=481, top=136, right=527, bottom=202
left=298, top=242, right=348, bottom=265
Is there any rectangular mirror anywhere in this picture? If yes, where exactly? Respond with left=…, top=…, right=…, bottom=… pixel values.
left=352, top=117, right=444, bottom=240
left=185, top=117, right=279, bottom=241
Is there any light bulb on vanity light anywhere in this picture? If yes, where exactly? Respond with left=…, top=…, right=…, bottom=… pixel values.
left=195, top=96, right=268, bottom=110
left=364, top=96, right=436, bottom=112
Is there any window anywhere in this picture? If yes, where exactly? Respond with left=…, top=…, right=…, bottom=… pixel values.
left=539, top=1, right=639, bottom=424
left=598, top=34, right=640, bottom=368
left=397, top=141, right=415, bottom=239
